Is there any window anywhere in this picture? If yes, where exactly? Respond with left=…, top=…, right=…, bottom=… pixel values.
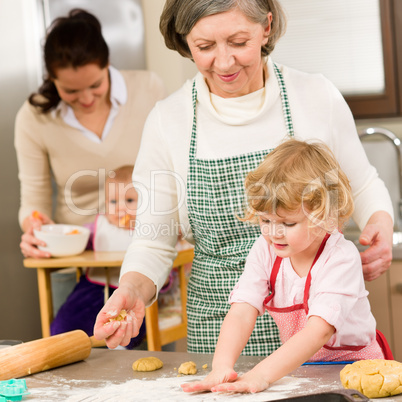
left=271, top=0, right=398, bottom=119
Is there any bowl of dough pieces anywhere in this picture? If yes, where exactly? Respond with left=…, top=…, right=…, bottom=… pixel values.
left=34, top=224, right=90, bottom=257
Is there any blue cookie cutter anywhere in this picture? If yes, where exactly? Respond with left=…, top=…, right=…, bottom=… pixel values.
left=0, top=379, right=29, bottom=401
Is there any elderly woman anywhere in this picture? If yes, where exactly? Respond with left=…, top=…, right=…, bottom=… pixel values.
left=94, top=0, right=393, bottom=355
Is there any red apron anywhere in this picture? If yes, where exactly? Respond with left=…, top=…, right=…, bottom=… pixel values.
left=263, top=234, right=392, bottom=361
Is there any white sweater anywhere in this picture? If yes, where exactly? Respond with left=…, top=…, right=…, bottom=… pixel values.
left=121, top=57, right=393, bottom=294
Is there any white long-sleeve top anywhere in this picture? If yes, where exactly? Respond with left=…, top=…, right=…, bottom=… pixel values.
left=121, top=57, right=393, bottom=296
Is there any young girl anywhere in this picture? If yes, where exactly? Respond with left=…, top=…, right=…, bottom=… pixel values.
left=181, top=139, right=392, bottom=394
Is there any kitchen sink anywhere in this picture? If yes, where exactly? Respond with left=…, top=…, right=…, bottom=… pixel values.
left=343, top=127, right=402, bottom=259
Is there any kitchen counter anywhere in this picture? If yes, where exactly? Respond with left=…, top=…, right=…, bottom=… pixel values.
left=18, top=349, right=402, bottom=401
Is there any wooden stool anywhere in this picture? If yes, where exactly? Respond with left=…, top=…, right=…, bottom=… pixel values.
left=23, top=251, right=125, bottom=338
left=24, top=248, right=194, bottom=350
left=145, top=248, right=194, bottom=351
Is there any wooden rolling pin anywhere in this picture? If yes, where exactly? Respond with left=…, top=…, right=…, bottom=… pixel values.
left=0, top=330, right=104, bottom=381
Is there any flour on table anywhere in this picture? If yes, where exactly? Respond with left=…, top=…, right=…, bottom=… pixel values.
left=60, top=375, right=312, bottom=402
left=26, top=373, right=322, bottom=401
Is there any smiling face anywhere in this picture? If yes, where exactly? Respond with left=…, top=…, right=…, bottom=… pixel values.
left=186, top=8, right=271, bottom=98
left=52, top=63, right=110, bottom=115
left=105, top=178, right=138, bottom=229
left=259, top=207, right=326, bottom=262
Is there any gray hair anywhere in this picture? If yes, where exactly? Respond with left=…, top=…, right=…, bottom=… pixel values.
left=159, top=0, right=286, bottom=59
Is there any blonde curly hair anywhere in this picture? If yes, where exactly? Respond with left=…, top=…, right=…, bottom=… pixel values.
left=243, top=139, right=354, bottom=232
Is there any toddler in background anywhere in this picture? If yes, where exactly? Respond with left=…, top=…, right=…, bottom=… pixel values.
left=182, top=139, right=392, bottom=394
left=51, top=165, right=145, bottom=348
left=85, top=165, right=137, bottom=291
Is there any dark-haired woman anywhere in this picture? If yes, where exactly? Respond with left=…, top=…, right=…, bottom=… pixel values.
left=15, top=9, right=166, bottom=258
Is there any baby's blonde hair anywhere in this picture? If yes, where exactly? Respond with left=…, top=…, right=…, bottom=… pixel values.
left=107, top=165, right=134, bottom=184
left=244, top=139, right=354, bottom=232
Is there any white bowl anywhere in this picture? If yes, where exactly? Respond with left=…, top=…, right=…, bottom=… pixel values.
left=34, top=224, right=90, bottom=257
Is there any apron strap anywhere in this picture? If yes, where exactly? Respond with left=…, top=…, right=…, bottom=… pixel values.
left=189, top=80, right=198, bottom=160
left=265, top=233, right=331, bottom=310
left=303, top=233, right=331, bottom=311
left=264, top=255, right=283, bottom=304
left=273, top=63, right=294, bottom=137
left=376, top=329, right=394, bottom=360
left=189, top=63, right=294, bottom=160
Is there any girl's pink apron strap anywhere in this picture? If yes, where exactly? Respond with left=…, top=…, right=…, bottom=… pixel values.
left=264, top=256, right=283, bottom=304
left=376, top=329, right=394, bottom=360
left=303, top=233, right=331, bottom=311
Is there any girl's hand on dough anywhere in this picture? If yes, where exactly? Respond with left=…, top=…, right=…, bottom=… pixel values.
left=181, top=368, right=238, bottom=393
left=211, top=371, right=270, bottom=394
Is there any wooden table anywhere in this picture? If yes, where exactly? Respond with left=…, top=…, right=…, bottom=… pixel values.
left=18, top=349, right=402, bottom=401
left=23, top=251, right=125, bottom=337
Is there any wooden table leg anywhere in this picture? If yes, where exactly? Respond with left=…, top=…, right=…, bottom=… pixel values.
left=145, top=303, right=162, bottom=351
left=36, top=268, right=54, bottom=338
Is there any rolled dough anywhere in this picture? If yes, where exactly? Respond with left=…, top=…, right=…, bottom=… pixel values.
left=340, top=359, right=402, bottom=398
left=132, top=357, right=163, bottom=372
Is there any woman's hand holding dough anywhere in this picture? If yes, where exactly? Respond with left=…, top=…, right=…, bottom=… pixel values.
left=93, top=272, right=155, bottom=349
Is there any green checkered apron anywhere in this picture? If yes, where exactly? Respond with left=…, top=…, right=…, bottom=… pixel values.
left=186, top=64, right=294, bottom=355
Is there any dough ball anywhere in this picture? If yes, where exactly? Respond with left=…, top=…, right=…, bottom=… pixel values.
left=178, top=361, right=197, bottom=375
left=132, top=357, right=163, bottom=372
left=340, top=359, right=402, bottom=398
left=111, top=310, right=127, bottom=321
left=106, top=310, right=127, bottom=325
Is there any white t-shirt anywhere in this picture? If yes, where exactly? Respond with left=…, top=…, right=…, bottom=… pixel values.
left=229, top=231, right=377, bottom=347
